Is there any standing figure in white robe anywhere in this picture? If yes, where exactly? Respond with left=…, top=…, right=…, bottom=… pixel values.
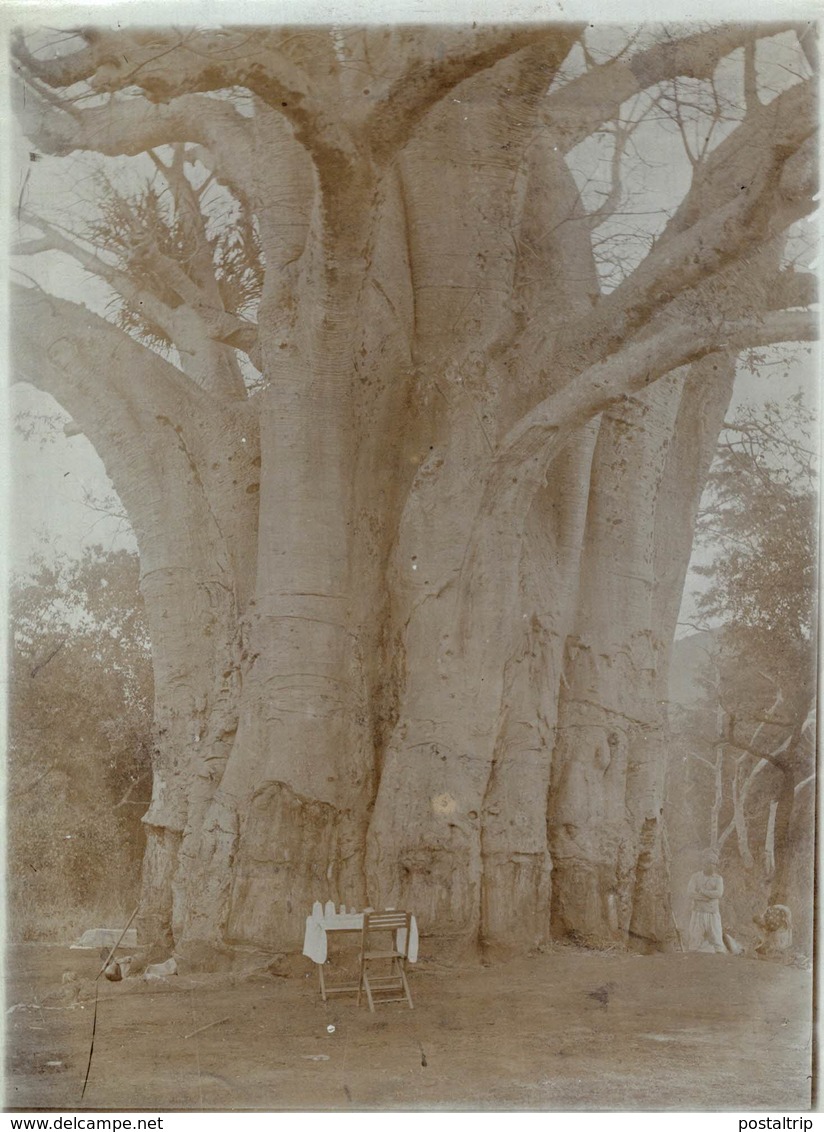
left=687, top=849, right=726, bottom=953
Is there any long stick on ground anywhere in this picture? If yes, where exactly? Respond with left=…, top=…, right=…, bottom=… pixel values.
left=184, top=1016, right=231, bottom=1040
left=81, top=907, right=142, bottom=1105
left=661, top=827, right=686, bottom=952
left=79, top=981, right=99, bottom=1103
left=95, top=905, right=140, bottom=981
left=670, top=905, right=685, bottom=952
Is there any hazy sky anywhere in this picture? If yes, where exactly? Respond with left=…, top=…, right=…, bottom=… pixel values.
left=10, top=384, right=137, bottom=571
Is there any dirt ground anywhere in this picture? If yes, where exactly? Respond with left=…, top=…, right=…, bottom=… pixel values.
left=4, top=942, right=814, bottom=1112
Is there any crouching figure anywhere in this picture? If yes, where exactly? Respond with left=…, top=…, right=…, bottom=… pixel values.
left=753, top=904, right=793, bottom=959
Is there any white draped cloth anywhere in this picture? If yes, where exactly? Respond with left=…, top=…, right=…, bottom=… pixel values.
left=302, top=909, right=418, bottom=965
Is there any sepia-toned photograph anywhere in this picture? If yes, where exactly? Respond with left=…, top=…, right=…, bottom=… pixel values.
left=4, top=4, right=818, bottom=1113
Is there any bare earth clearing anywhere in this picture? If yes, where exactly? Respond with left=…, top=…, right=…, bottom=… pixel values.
left=5, top=944, right=812, bottom=1112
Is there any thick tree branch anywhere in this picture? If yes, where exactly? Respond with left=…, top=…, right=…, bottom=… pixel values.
left=13, top=28, right=358, bottom=168
left=15, top=209, right=260, bottom=380
left=16, top=207, right=180, bottom=336
left=727, top=733, right=793, bottom=773
left=14, top=27, right=286, bottom=99
left=453, top=298, right=815, bottom=631
left=768, top=270, right=817, bottom=310
left=14, top=70, right=257, bottom=196
left=11, top=281, right=260, bottom=622
left=550, top=78, right=815, bottom=375
left=494, top=306, right=816, bottom=491
left=129, top=238, right=261, bottom=366
left=14, top=26, right=584, bottom=177
left=15, top=28, right=572, bottom=117
left=543, top=22, right=801, bottom=151
left=11, top=282, right=209, bottom=420
left=113, top=772, right=151, bottom=810
left=368, top=26, right=581, bottom=162
left=11, top=236, right=52, bottom=256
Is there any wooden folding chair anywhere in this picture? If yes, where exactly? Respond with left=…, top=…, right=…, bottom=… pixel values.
left=357, top=911, right=414, bottom=1011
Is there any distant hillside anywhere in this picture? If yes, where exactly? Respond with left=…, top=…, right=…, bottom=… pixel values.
left=668, top=630, right=717, bottom=709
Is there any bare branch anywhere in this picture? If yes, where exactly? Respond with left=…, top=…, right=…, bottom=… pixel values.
left=11, top=282, right=210, bottom=420
left=544, top=22, right=801, bottom=151
left=794, top=22, right=818, bottom=73
left=584, top=119, right=637, bottom=229
left=794, top=773, right=815, bottom=796
left=29, top=634, right=69, bottom=678
left=726, top=733, right=792, bottom=772
left=16, top=206, right=181, bottom=339
left=113, top=772, right=151, bottom=810
left=552, top=78, right=814, bottom=375
left=15, top=206, right=260, bottom=380
left=13, top=68, right=257, bottom=194
left=744, top=36, right=760, bottom=112
left=494, top=305, right=816, bottom=490
left=9, top=763, right=58, bottom=797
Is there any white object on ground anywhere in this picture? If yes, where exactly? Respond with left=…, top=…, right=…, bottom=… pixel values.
left=144, top=957, right=178, bottom=980
left=72, top=928, right=138, bottom=950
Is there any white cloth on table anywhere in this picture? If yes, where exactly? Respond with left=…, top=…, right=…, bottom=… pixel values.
left=302, top=912, right=418, bottom=965
left=303, top=917, right=328, bottom=964
left=395, top=918, right=418, bottom=963
left=302, top=912, right=363, bottom=964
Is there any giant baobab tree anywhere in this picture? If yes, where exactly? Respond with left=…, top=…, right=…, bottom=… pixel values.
left=10, top=21, right=817, bottom=965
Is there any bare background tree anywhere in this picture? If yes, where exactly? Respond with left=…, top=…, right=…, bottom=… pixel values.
left=666, top=390, right=816, bottom=952
left=10, top=21, right=817, bottom=969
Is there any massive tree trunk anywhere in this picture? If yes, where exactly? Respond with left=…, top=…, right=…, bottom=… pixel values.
left=548, top=378, right=679, bottom=946
left=11, top=22, right=817, bottom=964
